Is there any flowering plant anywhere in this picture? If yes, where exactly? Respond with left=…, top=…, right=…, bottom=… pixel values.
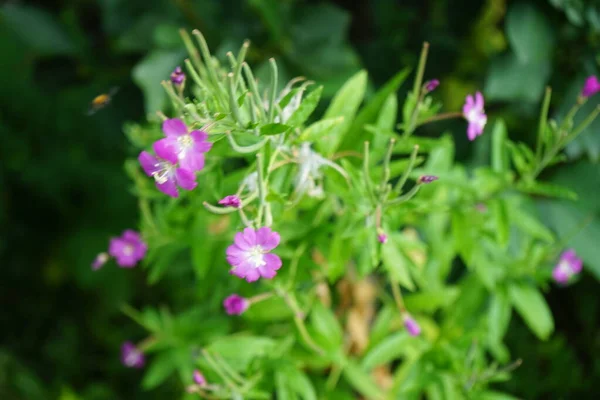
left=98, top=31, right=598, bottom=398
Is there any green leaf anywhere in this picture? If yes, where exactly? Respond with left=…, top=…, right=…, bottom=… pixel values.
left=316, top=70, right=368, bottom=155
left=491, top=119, right=509, bottom=173
left=478, top=391, right=520, bottom=400
left=298, top=117, right=345, bottom=142
left=142, top=351, right=179, bottom=390
left=404, top=287, right=460, bottom=312
left=207, top=336, right=276, bottom=371
left=260, top=123, right=291, bottom=135
left=490, top=198, right=510, bottom=247
left=287, top=86, right=323, bottom=127
left=508, top=283, right=554, bottom=340
left=340, top=68, right=410, bottom=151
left=309, top=302, right=343, bottom=351
left=381, top=235, right=415, bottom=291
left=342, top=360, right=385, bottom=400
left=511, top=207, right=554, bottom=243
left=488, top=290, right=512, bottom=345
left=1, top=4, right=75, bottom=56
left=281, top=364, right=317, bottom=400
left=133, top=49, right=186, bottom=114
left=506, top=2, right=554, bottom=63
left=362, top=332, right=413, bottom=370
left=517, top=181, right=578, bottom=200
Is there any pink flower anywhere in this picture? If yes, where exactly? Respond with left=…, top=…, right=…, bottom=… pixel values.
left=377, top=233, right=388, bottom=244
left=171, top=66, right=185, bottom=86
left=424, top=79, right=439, bottom=92
left=552, top=249, right=583, bottom=284
left=218, top=195, right=241, bottom=208
left=403, top=314, right=421, bottom=337
left=223, top=294, right=249, bottom=315
left=418, top=175, right=438, bottom=184
left=226, top=227, right=282, bottom=282
left=91, top=252, right=109, bottom=270
left=121, top=341, right=145, bottom=368
left=108, top=230, right=147, bottom=268
left=463, top=92, right=487, bottom=141
left=581, top=76, right=600, bottom=98
left=193, top=370, right=207, bottom=386
left=154, top=118, right=212, bottom=173
left=139, top=148, right=197, bottom=198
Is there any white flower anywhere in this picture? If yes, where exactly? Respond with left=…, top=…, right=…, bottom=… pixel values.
left=293, top=143, right=347, bottom=199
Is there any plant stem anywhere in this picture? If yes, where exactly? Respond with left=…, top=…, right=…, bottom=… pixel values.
left=536, top=87, right=552, bottom=162
left=394, top=145, right=419, bottom=194
left=417, top=111, right=463, bottom=126
left=391, top=282, right=406, bottom=312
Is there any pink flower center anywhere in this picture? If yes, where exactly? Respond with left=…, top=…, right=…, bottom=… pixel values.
left=124, top=351, right=141, bottom=366
left=177, top=134, right=194, bottom=152
left=151, top=161, right=174, bottom=184
left=557, top=260, right=572, bottom=277
left=123, top=244, right=134, bottom=256
left=246, top=245, right=266, bottom=268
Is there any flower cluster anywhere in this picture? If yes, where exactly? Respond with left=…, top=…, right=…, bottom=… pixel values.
left=582, top=75, right=600, bottom=98
left=552, top=249, right=583, bottom=284
left=139, top=118, right=212, bottom=197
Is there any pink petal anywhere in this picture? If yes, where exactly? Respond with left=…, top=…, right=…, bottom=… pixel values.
left=467, top=123, right=478, bottom=141
left=234, top=232, right=252, bottom=250
left=157, top=178, right=179, bottom=197
left=244, top=268, right=261, bottom=282
left=108, top=238, right=126, bottom=258
left=122, top=230, right=141, bottom=242
left=162, top=118, right=188, bottom=137
left=231, top=264, right=249, bottom=278
left=242, top=227, right=257, bottom=246
left=256, top=227, right=280, bottom=251
left=191, top=130, right=213, bottom=153
left=138, top=151, right=161, bottom=176
left=179, top=150, right=205, bottom=172
left=175, top=168, right=197, bottom=191
left=263, top=253, right=282, bottom=271
left=153, top=138, right=179, bottom=164
left=475, top=91, right=484, bottom=110
left=258, top=264, right=277, bottom=279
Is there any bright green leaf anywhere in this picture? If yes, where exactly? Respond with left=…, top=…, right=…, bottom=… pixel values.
left=508, top=283, right=554, bottom=340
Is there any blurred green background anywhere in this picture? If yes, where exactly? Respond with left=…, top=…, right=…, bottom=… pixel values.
left=1, top=0, right=599, bottom=398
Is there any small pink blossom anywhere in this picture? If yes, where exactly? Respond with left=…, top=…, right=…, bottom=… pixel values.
left=377, top=233, right=388, bottom=244
left=91, top=252, right=109, bottom=270
left=418, top=175, right=438, bottom=184
left=171, top=66, right=185, bottom=86
left=219, top=195, right=241, bottom=208
left=424, top=79, right=439, bottom=92
left=463, top=92, right=487, bottom=141
left=403, top=314, right=421, bottom=337
left=108, top=230, right=147, bottom=268
left=581, top=76, right=600, bottom=98
left=223, top=294, right=249, bottom=315
left=226, top=227, right=282, bottom=282
left=154, top=118, right=212, bottom=173
left=121, top=341, right=145, bottom=368
left=193, top=370, right=207, bottom=386
left=552, top=249, right=583, bottom=284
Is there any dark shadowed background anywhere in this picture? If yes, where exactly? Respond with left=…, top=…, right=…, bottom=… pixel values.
left=1, top=0, right=599, bottom=398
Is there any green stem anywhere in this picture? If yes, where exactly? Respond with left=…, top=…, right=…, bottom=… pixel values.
left=242, top=63, right=267, bottom=120
left=569, top=104, right=600, bottom=140
left=268, top=58, right=278, bottom=123
left=180, top=29, right=209, bottom=81
left=536, top=87, right=552, bottom=162
left=411, top=42, right=429, bottom=104
left=391, top=282, right=406, bottom=312
left=387, top=184, right=421, bottom=206
left=226, top=132, right=268, bottom=153
left=393, top=145, right=419, bottom=194
left=363, top=141, right=377, bottom=205
left=202, top=349, right=240, bottom=392
left=380, top=138, right=396, bottom=194
left=416, top=111, right=463, bottom=127
left=256, top=153, right=267, bottom=226
left=228, top=73, right=246, bottom=126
